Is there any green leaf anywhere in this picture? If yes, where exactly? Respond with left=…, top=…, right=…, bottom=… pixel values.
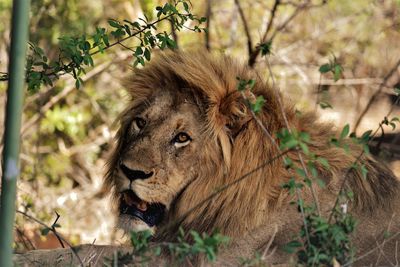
left=135, top=46, right=143, bottom=56
left=316, top=178, right=326, bottom=188
left=250, top=95, right=265, bottom=114
left=41, top=228, right=50, bottom=236
left=394, top=87, right=400, bottom=95
left=259, top=41, right=272, bottom=56
left=283, top=240, right=302, bottom=254
left=340, top=124, right=350, bottom=140
left=75, top=78, right=82, bottom=89
left=236, top=78, right=247, bottom=91
left=299, top=142, right=309, bottom=155
left=317, top=157, right=330, bottom=169
left=299, top=132, right=310, bottom=142
left=319, top=101, right=333, bottom=109
left=333, top=64, right=342, bottom=81
left=360, top=164, right=368, bottom=179
left=296, top=168, right=307, bottom=178
left=83, top=41, right=91, bottom=51
left=283, top=157, right=293, bottom=168
left=360, top=130, right=372, bottom=143
left=248, top=79, right=256, bottom=89
left=108, top=19, right=121, bottom=28
left=282, top=138, right=298, bottom=150
left=144, top=48, right=151, bottom=61
left=319, top=63, right=331, bottom=73
left=183, top=2, right=189, bottom=12
left=166, top=37, right=177, bottom=48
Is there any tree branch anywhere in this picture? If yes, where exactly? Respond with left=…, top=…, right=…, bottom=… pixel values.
left=248, top=0, right=281, bottom=67
left=205, top=0, right=212, bottom=50
left=234, top=0, right=253, bottom=56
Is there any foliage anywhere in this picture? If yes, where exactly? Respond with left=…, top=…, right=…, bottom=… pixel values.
left=168, top=228, right=229, bottom=262
left=19, top=0, right=206, bottom=92
left=105, top=229, right=229, bottom=265
left=284, top=211, right=356, bottom=266
left=276, top=125, right=358, bottom=265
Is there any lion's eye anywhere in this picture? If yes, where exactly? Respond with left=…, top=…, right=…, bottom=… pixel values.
left=133, top=118, right=146, bottom=131
left=173, top=132, right=191, bottom=148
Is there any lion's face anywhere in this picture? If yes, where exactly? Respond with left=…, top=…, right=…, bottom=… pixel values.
left=112, top=90, right=206, bottom=233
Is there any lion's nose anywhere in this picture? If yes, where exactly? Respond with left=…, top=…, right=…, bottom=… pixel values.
left=120, top=163, right=154, bottom=181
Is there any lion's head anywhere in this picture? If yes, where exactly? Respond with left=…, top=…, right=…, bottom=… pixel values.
left=104, top=50, right=290, bottom=237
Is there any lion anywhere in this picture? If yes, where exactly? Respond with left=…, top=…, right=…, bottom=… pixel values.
left=104, top=50, right=400, bottom=266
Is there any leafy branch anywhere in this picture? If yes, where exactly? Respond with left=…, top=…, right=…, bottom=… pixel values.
left=2, top=0, right=206, bottom=92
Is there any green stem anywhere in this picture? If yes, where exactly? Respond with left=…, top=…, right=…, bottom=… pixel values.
left=0, top=0, right=31, bottom=266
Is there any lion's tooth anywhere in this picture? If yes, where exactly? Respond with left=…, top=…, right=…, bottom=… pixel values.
left=137, top=201, right=148, bottom=211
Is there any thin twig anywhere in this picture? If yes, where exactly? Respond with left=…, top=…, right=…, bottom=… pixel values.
left=205, top=0, right=212, bottom=50
left=117, top=42, right=136, bottom=53
left=295, top=188, right=311, bottom=247
left=234, top=0, right=253, bottom=56
left=16, top=210, right=84, bottom=267
left=51, top=211, right=65, bottom=248
left=262, top=0, right=281, bottom=42
left=315, top=73, right=322, bottom=110
left=261, top=225, right=278, bottom=261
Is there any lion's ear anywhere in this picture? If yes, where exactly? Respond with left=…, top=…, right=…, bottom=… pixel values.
left=219, top=92, right=252, bottom=139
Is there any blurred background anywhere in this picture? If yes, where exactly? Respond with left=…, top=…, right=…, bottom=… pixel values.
left=0, top=0, right=399, bottom=251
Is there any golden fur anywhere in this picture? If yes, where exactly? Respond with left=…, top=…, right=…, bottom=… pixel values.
left=104, top=50, right=400, bottom=265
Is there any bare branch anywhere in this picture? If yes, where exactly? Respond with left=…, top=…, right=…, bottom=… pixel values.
left=262, top=0, right=281, bottom=44
left=51, top=211, right=65, bottom=248
left=234, top=0, right=253, bottom=56
left=205, top=0, right=212, bottom=50
left=354, top=57, right=400, bottom=132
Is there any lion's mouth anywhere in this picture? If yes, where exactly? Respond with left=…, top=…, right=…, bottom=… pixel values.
left=119, top=190, right=165, bottom=227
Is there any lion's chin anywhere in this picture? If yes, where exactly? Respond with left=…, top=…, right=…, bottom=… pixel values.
left=118, top=214, right=156, bottom=234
